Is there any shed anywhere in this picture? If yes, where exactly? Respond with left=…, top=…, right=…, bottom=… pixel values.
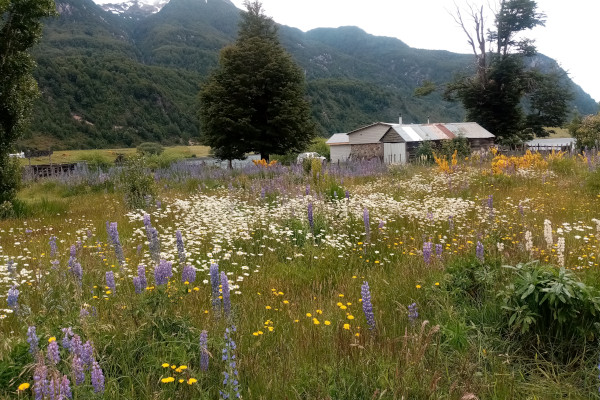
left=326, top=133, right=351, bottom=163
left=326, top=121, right=495, bottom=164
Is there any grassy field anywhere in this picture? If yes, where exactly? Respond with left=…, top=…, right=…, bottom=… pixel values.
left=1, top=150, right=599, bottom=399
left=19, top=145, right=212, bottom=165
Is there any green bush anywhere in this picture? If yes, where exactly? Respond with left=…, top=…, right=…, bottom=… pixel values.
left=271, top=153, right=297, bottom=166
left=499, top=262, right=600, bottom=341
left=548, top=156, right=578, bottom=176
left=119, top=154, right=157, bottom=209
left=0, top=155, right=22, bottom=205
left=415, top=141, right=434, bottom=163
left=439, top=134, right=471, bottom=159
left=584, top=166, right=600, bottom=195
left=446, top=257, right=497, bottom=303
left=79, top=151, right=112, bottom=172
left=137, top=142, right=164, bottom=156
left=307, top=137, right=330, bottom=161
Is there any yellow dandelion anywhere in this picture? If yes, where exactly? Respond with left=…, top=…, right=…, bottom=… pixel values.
left=340, top=305, right=347, bottom=310
left=187, top=378, right=197, bottom=385
left=416, top=284, right=422, bottom=289
left=179, top=379, right=184, bottom=383
left=313, top=318, right=320, bottom=325
left=435, top=282, right=440, bottom=286
left=343, top=324, right=350, bottom=330
left=316, top=309, right=323, bottom=314
left=324, top=320, right=331, bottom=326
left=161, top=363, right=170, bottom=368
left=306, top=313, right=312, bottom=317
left=347, top=315, right=354, bottom=320
left=355, top=333, right=360, bottom=337
left=268, top=326, right=274, bottom=332
left=161, top=377, right=175, bottom=383
left=265, top=306, right=272, bottom=310
left=258, top=330, right=264, bottom=335
left=18, top=383, right=30, bottom=391
left=48, top=337, right=56, bottom=343
left=179, top=365, right=187, bottom=370
left=283, top=300, right=289, bottom=304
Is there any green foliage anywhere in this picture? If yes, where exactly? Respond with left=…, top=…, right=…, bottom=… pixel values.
left=446, top=257, right=496, bottom=303
left=0, top=0, right=56, bottom=205
left=439, top=135, right=471, bottom=159
left=584, top=166, right=600, bottom=196
left=137, top=142, right=165, bottom=156
left=444, top=1, right=573, bottom=144
left=79, top=151, right=112, bottom=172
left=415, top=141, right=434, bottom=163
left=270, top=152, right=297, bottom=165
left=307, top=137, right=330, bottom=160
left=500, top=262, right=600, bottom=341
left=572, top=112, right=600, bottom=148
left=119, top=154, right=156, bottom=209
left=547, top=156, right=578, bottom=176
left=198, top=1, right=317, bottom=161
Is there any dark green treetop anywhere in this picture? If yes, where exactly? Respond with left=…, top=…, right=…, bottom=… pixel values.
left=198, top=0, right=316, bottom=162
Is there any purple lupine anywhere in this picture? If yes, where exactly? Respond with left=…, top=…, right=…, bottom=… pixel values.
left=423, top=241, right=433, bottom=264
left=27, top=326, right=39, bottom=355
left=210, top=264, right=221, bottom=313
left=79, top=308, right=90, bottom=319
left=133, top=277, right=144, bottom=294
left=71, top=262, right=83, bottom=284
left=363, top=207, right=370, bottom=240
left=305, top=184, right=310, bottom=196
left=307, top=202, right=314, bottom=231
left=154, top=259, right=172, bottom=286
left=182, top=264, right=196, bottom=284
left=518, top=202, right=524, bottom=216
left=72, top=355, right=85, bottom=385
left=260, top=187, right=266, bottom=199
left=148, top=227, right=161, bottom=265
left=220, top=327, right=240, bottom=399
left=107, top=222, right=125, bottom=265
left=47, top=340, right=60, bottom=365
left=70, top=245, right=76, bottom=258
left=361, top=281, right=376, bottom=330
left=156, top=200, right=162, bottom=209
left=476, top=241, right=484, bottom=263
left=33, top=363, right=47, bottom=400
left=137, top=264, right=147, bottom=288
left=7, top=259, right=15, bottom=277
left=345, top=190, right=350, bottom=200
left=175, top=230, right=186, bottom=264
left=70, top=335, right=82, bottom=356
left=435, top=244, right=443, bottom=257
left=7, top=285, right=19, bottom=309
left=91, top=360, right=105, bottom=393
left=61, top=327, right=74, bottom=350
left=81, top=341, right=94, bottom=368
left=105, top=271, right=116, bottom=293
left=60, top=375, right=72, bottom=399
left=221, top=271, right=231, bottom=318
left=136, top=244, right=142, bottom=256
left=143, top=213, right=151, bottom=230
left=378, top=220, right=385, bottom=230
left=200, top=330, right=209, bottom=371
left=50, top=259, right=60, bottom=270
left=49, top=236, right=58, bottom=257
left=408, top=303, right=419, bottom=325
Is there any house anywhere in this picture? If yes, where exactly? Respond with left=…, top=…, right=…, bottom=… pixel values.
left=326, top=120, right=495, bottom=164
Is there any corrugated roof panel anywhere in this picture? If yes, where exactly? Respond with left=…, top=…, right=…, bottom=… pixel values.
left=445, top=122, right=494, bottom=138
left=435, top=124, right=455, bottom=139
left=402, top=126, right=423, bottom=142
left=426, top=125, right=449, bottom=140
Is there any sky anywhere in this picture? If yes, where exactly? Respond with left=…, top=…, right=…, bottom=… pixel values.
left=229, top=0, right=600, bottom=104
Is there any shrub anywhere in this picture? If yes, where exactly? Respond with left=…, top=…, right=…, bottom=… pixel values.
left=585, top=166, right=600, bottom=195
left=119, top=154, right=156, bottom=209
left=307, top=137, right=330, bottom=161
left=499, top=262, right=600, bottom=341
left=137, top=142, right=164, bottom=156
left=79, top=151, right=112, bottom=172
left=0, top=154, right=22, bottom=205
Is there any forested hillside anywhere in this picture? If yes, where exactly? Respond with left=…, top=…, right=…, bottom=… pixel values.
left=21, top=0, right=598, bottom=149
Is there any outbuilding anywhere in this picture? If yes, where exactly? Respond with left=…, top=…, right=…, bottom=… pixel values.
left=326, top=120, right=495, bottom=164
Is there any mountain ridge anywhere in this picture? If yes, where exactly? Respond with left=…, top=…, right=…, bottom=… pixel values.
left=21, top=0, right=598, bottom=149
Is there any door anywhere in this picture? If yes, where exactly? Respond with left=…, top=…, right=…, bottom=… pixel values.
left=383, top=142, right=406, bottom=164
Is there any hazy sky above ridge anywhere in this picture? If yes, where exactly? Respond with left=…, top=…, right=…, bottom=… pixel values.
left=229, top=0, right=599, bottom=104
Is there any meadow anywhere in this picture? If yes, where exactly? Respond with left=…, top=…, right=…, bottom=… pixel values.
left=1, top=149, right=600, bottom=399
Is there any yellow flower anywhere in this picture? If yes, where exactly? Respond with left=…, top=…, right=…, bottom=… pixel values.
left=179, top=365, right=187, bottom=370
left=187, top=378, right=197, bottom=385
left=347, top=315, right=354, bottom=320
left=435, top=282, right=440, bottom=286
left=355, top=333, right=360, bottom=337
left=161, top=363, right=170, bottom=368
left=265, top=306, right=272, bottom=310
left=179, top=379, right=184, bottom=383
left=268, top=326, right=274, bottom=332
left=161, top=377, right=175, bottom=383
left=18, top=383, right=30, bottom=391
left=313, top=318, right=320, bottom=325
left=283, top=300, right=289, bottom=304
left=324, top=320, right=331, bottom=326
left=416, top=284, right=422, bottom=289
left=316, top=309, right=323, bottom=314
left=48, top=337, right=56, bottom=343
left=343, top=324, right=350, bottom=330
left=340, top=305, right=347, bottom=310
left=306, top=313, right=312, bottom=317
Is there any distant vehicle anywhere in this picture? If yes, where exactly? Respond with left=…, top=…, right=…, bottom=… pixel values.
left=296, top=152, right=326, bottom=164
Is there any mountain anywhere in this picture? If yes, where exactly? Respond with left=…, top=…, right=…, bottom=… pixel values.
left=21, top=0, right=599, bottom=149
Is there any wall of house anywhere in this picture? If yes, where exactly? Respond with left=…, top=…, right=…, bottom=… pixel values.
left=381, top=128, right=404, bottom=143
left=348, top=124, right=390, bottom=145
left=468, top=138, right=495, bottom=152
left=330, top=145, right=351, bottom=164
left=350, top=143, right=384, bottom=160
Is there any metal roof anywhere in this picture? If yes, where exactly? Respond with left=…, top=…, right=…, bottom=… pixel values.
left=330, top=122, right=494, bottom=145
left=326, top=133, right=350, bottom=145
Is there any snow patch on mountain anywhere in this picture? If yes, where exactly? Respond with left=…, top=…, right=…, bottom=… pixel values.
left=93, top=0, right=169, bottom=16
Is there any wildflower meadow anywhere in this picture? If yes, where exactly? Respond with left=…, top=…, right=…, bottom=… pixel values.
left=1, top=149, right=600, bottom=399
